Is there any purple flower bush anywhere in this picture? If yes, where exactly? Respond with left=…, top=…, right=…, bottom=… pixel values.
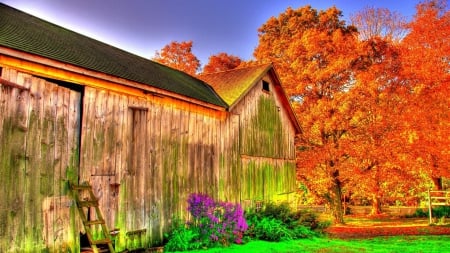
left=187, top=193, right=248, bottom=246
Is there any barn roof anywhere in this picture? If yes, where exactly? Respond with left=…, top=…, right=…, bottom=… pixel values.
left=0, top=3, right=227, bottom=108
left=199, top=64, right=301, bottom=134
left=199, top=64, right=272, bottom=107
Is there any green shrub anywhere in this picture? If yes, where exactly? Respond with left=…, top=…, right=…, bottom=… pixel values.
left=244, top=202, right=320, bottom=242
left=261, top=202, right=292, bottom=223
left=254, top=217, right=293, bottom=242
left=411, top=207, right=450, bottom=219
left=291, top=225, right=316, bottom=238
left=164, top=222, right=202, bottom=252
left=433, top=206, right=450, bottom=218
left=412, top=208, right=428, bottom=218
left=292, top=209, right=318, bottom=229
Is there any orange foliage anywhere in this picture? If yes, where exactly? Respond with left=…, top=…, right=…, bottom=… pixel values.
left=153, top=40, right=200, bottom=75
left=348, top=38, right=424, bottom=213
left=202, top=52, right=242, bottom=74
left=254, top=2, right=449, bottom=220
left=255, top=5, right=360, bottom=223
left=399, top=0, right=450, bottom=189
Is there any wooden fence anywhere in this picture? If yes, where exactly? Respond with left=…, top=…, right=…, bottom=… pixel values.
left=428, top=190, right=450, bottom=224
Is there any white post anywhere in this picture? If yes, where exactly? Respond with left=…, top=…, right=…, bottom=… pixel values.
left=428, top=188, right=432, bottom=224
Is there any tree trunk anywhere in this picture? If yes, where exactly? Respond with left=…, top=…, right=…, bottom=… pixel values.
left=329, top=178, right=345, bottom=224
left=432, top=177, right=443, bottom=190
left=370, top=193, right=382, bottom=215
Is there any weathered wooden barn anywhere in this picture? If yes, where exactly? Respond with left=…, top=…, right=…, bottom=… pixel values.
left=0, top=3, right=300, bottom=252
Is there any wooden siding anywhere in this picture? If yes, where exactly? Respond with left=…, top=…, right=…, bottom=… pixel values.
left=0, top=68, right=81, bottom=252
left=0, top=66, right=297, bottom=252
left=231, top=74, right=297, bottom=206
left=78, top=86, right=242, bottom=250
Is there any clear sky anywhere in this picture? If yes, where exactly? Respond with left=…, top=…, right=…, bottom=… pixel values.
left=2, top=0, right=419, bottom=66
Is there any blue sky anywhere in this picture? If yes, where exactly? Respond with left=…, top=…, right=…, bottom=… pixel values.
left=2, top=0, right=419, bottom=66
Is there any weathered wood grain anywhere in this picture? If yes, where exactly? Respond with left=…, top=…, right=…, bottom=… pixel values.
left=0, top=68, right=297, bottom=251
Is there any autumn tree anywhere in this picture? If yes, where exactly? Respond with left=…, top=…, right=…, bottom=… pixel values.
left=153, top=40, right=201, bottom=75
left=350, top=6, right=408, bottom=42
left=202, top=52, right=242, bottom=74
left=255, top=5, right=359, bottom=223
left=399, top=0, right=450, bottom=190
left=347, top=38, right=425, bottom=214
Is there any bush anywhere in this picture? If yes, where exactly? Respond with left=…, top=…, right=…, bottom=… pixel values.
left=165, top=194, right=248, bottom=251
left=244, top=201, right=319, bottom=242
left=164, top=221, right=202, bottom=252
left=253, top=217, right=293, bottom=241
left=412, top=208, right=428, bottom=218
left=411, top=207, right=450, bottom=218
left=433, top=206, right=450, bottom=218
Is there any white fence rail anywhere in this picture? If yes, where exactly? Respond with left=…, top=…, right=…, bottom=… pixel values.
left=427, top=190, right=450, bottom=224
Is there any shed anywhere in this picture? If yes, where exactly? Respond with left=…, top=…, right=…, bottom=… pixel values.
left=0, top=3, right=300, bottom=252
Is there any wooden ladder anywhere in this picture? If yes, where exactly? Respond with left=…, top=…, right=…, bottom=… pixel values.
left=71, top=182, right=115, bottom=253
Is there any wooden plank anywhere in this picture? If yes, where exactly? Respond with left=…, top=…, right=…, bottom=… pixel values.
left=187, top=109, right=196, bottom=195
left=93, top=89, right=107, bottom=176
left=178, top=108, right=189, bottom=220
left=23, top=74, right=44, bottom=249
left=102, top=91, right=116, bottom=176
left=7, top=69, right=27, bottom=249
left=53, top=81, right=68, bottom=248
left=195, top=111, right=203, bottom=194
left=171, top=106, right=182, bottom=215
left=153, top=103, right=163, bottom=241
left=137, top=105, right=148, bottom=232
left=80, top=87, right=95, bottom=181
left=0, top=70, right=7, bottom=248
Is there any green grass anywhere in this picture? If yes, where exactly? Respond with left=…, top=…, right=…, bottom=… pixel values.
left=168, top=236, right=450, bottom=253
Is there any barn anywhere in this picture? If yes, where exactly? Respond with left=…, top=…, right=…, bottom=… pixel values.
left=0, top=3, right=300, bottom=252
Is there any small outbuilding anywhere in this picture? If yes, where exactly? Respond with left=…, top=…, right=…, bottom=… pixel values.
left=0, top=3, right=300, bottom=252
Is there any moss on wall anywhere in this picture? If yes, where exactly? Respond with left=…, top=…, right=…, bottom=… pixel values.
left=241, top=96, right=286, bottom=157
left=241, top=159, right=296, bottom=203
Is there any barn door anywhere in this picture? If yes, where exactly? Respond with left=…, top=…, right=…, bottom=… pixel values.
left=0, top=68, right=82, bottom=251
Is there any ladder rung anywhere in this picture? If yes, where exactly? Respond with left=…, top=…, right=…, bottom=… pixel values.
left=70, top=182, right=115, bottom=253
left=79, top=200, right=99, bottom=207
left=85, top=219, right=105, bottom=225
left=91, top=238, right=112, bottom=245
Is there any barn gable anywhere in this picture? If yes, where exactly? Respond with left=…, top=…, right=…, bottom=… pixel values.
left=201, top=65, right=300, bottom=203
left=199, top=64, right=300, bottom=134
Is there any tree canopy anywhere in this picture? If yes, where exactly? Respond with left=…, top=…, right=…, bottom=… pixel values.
left=202, top=52, right=242, bottom=74
left=253, top=0, right=449, bottom=223
left=153, top=40, right=201, bottom=75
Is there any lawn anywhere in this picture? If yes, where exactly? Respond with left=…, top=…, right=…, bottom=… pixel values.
left=171, top=235, right=450, bottom=253
left=167, top=215, right=450, bottom=253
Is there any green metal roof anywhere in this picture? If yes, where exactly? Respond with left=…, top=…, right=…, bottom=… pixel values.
left=0, top=3, right=227, bottom=107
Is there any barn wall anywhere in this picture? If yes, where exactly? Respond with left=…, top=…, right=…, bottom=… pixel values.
left=79, top=86, right=241, bottom=250
left=0, top=66, right=297, bottom=252
left=231, top=74, right=297, bottom=206
left=0, top=68, right=80, bottom=252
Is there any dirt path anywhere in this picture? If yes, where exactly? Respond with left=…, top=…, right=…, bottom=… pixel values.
left=324, top=216, right=450, bottom=239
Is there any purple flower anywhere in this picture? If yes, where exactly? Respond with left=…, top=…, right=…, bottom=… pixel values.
left=186, top=193, right=248, bottom=246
